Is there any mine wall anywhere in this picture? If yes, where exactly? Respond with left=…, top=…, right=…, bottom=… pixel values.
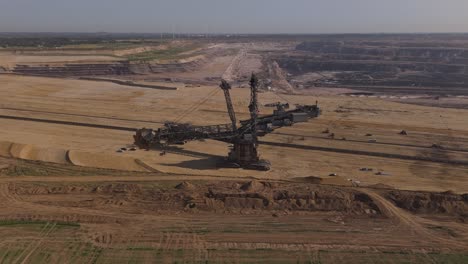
left=278, top=59, right=466, bottom=75
left=128, top=63, right=193, bottom=74
left=12, top=62, right=133, bottom=77
left=330, top=72, right=468, bottom=89
left=8, top=56, right=206, bottom=77
left=297, top=42, right=468, bottom=61
left=292, top=53, right=468, bottom=65
left=291, top=41, right=468, bottom=90
left=279, top=42, right=468, bottom=89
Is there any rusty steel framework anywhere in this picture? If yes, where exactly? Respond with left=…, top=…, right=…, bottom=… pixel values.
left=134, top=74, right=321, bottom=171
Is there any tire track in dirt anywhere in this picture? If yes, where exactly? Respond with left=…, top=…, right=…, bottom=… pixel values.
left=360, top=188, right=466, bottom=249
left=0, top=244, right=13, bottom=263
left=192, top=230, right=208, bottom=261
left=68, top=242, right=88, bottom=264
left=19, top=223, right=57, bottom=264
left=123, top=237, right=138, bottom=264
left=12, top=222, right=57, bottom=264
left=85, top=244, right=101, bottom=264
left=0, top=183, right=23, bottom=206
left=0, top=183, right=132, bottom=225
left=180, top=222, right=208, bottom=262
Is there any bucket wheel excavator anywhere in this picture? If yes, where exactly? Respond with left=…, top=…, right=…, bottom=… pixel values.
left=134, top=74, right=321, bottom=171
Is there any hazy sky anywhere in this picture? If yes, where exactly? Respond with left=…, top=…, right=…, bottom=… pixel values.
left=1, top=0, right=467, bottom=34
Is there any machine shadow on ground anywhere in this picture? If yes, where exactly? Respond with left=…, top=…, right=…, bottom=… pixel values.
left=151, top=145, right=221, bottom=159
left=162, top=156, right=227, bottom=170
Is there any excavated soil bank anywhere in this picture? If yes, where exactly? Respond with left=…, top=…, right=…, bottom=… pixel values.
left=11, top=181, right=467, bottom=218
left=384, top=190, right=468, bottom=216
left=201, top=182, right=381, bottom=214
left=9, top=181, right=382, bottom=216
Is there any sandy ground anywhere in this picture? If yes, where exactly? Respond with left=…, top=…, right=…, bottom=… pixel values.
left=0, top=73, right=467, bottom=262
left=0, top=75, right=468, bottom=193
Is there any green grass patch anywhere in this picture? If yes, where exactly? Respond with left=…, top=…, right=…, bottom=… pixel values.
left=0, top=248, right=24, bottom=264
left=4, top=164, right=50, bottom=176
left=0, top=219, right=80, bottom=228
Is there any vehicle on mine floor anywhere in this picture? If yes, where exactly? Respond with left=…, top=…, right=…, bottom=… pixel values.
left=134, top=74, right=321, bottom=171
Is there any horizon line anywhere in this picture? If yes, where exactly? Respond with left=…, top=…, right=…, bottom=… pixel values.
left=1, top=31, right=468, bottom=36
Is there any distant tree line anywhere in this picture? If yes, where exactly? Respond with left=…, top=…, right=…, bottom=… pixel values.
left=0, top=37, right=118, bottom=48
